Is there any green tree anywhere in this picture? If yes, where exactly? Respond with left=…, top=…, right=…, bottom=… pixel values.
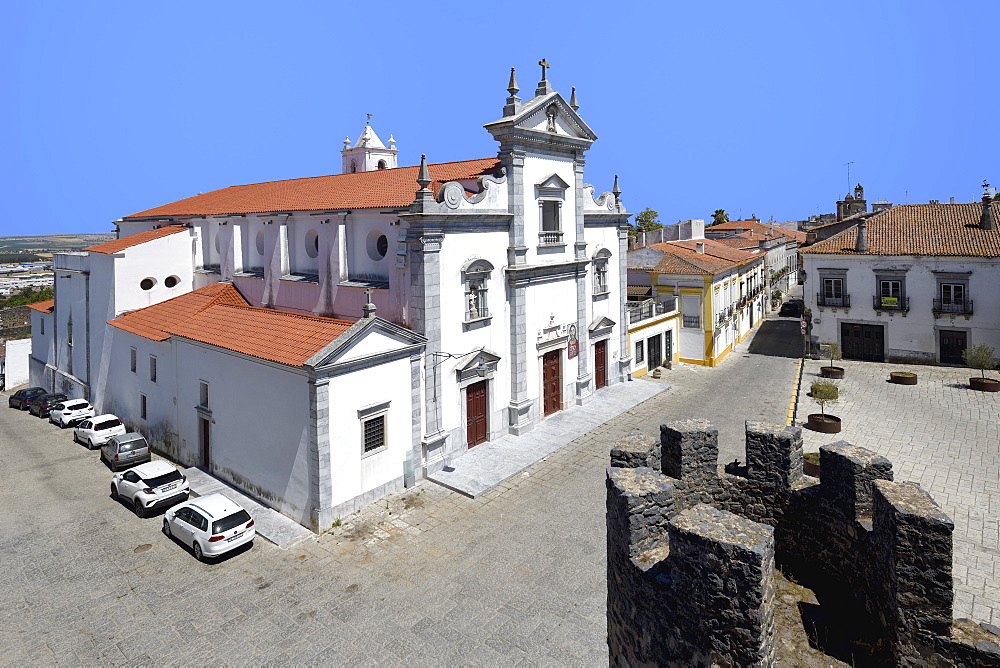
left=993, top=192, right=1000, bottom=201
left=0, top=287, right=54, bottom=309
left=633, top=208, right=663, bottom=232
left=810, top=380, right=839, bottom=417
left=711, top=209, right=729, bottom=226
left=963, top=344, right=997, bottom=379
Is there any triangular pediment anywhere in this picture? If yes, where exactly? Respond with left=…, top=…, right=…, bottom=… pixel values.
left=307, top=317, right=426, bottom=368
left=589, top=314, right=616, bottom=333
left=453, top=348, right=501, bottom=381
left=535, top=173, right=571, bottom=191
left=485, top=92, right=598, bottom=143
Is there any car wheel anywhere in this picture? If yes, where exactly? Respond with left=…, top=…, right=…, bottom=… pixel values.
left=134, top=500, right=145, bottom=518
left=88, top=438, right=96, bottom=450
left=59, top=420, right=67, bottom=429
left=193, top=542, right=204, bottom=562
left=162, top=519, right=172, bottom=537
left=110, top=484, right=119, bottom=501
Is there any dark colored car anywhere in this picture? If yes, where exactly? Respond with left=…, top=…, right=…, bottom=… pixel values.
left=778, top=300, right=803, bottom=317
left=8, top=387, right=48, bottom=410
left=27, top=393, right=69, bottom=418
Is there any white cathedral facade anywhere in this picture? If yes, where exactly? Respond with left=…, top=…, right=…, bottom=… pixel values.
left=30, top=67, right=630, bottom=530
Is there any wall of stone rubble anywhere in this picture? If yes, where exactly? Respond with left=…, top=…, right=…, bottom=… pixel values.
left=606, top=419, right=1000, bottom=666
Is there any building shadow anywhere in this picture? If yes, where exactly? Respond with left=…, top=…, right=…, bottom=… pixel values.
left=747, top=320, right=803, bottom=358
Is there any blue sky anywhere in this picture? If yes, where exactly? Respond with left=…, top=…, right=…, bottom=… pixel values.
left=1, top=1, right=995, bottom=235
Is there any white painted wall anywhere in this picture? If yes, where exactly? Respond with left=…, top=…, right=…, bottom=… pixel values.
left=3, top=338, right=31, bottom=388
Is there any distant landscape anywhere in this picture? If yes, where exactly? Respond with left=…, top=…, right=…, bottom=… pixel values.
left=0, top=233, right=116, bottom=255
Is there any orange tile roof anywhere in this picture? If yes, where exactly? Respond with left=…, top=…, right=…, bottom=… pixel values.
left=802, top=203, right=1000, bottom=256
left=709, top=220, right=806, bottom=243
left=26, top=299, right=55, bottom=314
left=108, top=283, right=247, bottom=341
left=84, top=225, right=188, bottom=254
left=631, top=239, right=757, bottom=275
left=166, top=304, right=354, bottom=366
left=123, top=158, right=502, bottom=219
left=714, top=236, right=760, bottom=250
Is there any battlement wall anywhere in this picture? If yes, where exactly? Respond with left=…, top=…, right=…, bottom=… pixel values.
left=607, top=420, right=1000, bottom=666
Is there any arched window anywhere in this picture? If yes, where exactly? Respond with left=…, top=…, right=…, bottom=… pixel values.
left=461, top=258, right=494, bottom=323
left=377, top=160, right=387, bottom=170
left=351, top=160, right=357, bottom=173
left=592, top=248, right=612, bottom=295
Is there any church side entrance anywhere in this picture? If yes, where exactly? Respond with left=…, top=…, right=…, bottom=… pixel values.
left=595, top=340, right=607, bottom=390
left=465, top=380, right=488, bottom=447
left=199, top=416, right=211, bottom=467
left=542, top=350, right=562, bottom=416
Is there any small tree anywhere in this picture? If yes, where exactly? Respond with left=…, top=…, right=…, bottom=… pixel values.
left=810, top=380, right=839, bottom=417
left=963, top=344, right=997, bottom=379
left=633, top=207, right=663, bottom=232
left=711, top=209, right=729, bottom=226
left=820, top=341, right=841, bottom=371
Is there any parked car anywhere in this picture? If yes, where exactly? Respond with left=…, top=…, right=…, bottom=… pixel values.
left=163, top=493, right=255, bottom=561
left=74, top=414, right=127, bottom=449
left=779, top=299, right=803, bottom=317
left=8, top=387, right=47, bottom=410
left=100, top=432, right=152, bottom=471
left=111, top=460, right=190, bottom=518
left=48, top=399, right=95, bottom=428
left=27, top=393, right=69, bottom=418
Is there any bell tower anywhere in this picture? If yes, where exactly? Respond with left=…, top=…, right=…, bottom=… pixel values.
left=341, top=116, right=398, bottom=174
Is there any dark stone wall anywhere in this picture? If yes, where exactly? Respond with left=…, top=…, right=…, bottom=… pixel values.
left=606, top=419, right=1000, bottom=666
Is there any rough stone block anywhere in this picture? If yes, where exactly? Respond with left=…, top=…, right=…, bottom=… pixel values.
left=606, top=466, right=675, bottom=561
left=660, top=419, right=719, bottom=499
left=821, top=442, right=892, bottom=519
left=744, top=421, right=802, bottom=488
left=610, top=430, right=659, bottom=471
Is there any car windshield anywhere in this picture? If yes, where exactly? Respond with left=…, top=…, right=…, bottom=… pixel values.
left=118, top=439, right=148, bottom=452
left=95, top=419, right=122, bottom=430
left=212, top=510, right=252, bottom=534
left=144, top=470, right=182, bottom=487
left=66, top=402, right=88, bottom=410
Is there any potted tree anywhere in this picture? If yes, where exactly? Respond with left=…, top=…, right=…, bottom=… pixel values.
left=819, top=342, right=844, bottom=379
left=806, top=380, right=842, bottom=433
left=964, top=344, right=1000, bottom=392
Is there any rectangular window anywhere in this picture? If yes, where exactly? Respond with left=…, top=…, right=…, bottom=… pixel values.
left=149, top=356, right=157, bottom=383
left=130, top=348, right=137, bottom=373
left=140, top=393, right=147, bottom=420
left=941, top=283, right=964, bottom=305
left=635, top=340, right=644, bottom=364
left=823, top=278, right=843, bottom=300
left=465, top=279, right=489, bottom=321
left=878, top=279, right=903, bottom=309
left=199, top=381, right=209, bottom=409
left=363, top=415, right=385, bottom=453
left=539, top=201, right=562, bottom=245
left=594, top=261, right=609, bottom=294
left=40, top=318, right=44, bottom=335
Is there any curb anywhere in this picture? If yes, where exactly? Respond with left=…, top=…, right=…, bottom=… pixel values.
left=787, top=358, right=803, bottom=426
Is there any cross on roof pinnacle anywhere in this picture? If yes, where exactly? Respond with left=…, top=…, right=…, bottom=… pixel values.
left=539, top=58, right=550, bottom=81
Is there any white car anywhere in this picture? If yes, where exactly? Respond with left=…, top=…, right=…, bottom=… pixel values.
left=49, top=399, right=95, bottom=428
left=111, top=460, right=190, bottom=518
left=163, top=493, right=255, bottom=561
left=74, top=414, right=126, bottom=449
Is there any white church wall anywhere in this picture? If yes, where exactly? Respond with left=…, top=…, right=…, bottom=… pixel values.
left=3, top=338, right=30, bottom=389
left=326, top=353, right=414, bottom=513
left=175, top=341, right=314, bottom=524
left=29, top=310, right=54, bottom=389
left=346, top=212, right=393, bottom=280
left=521, top=154, right=577, bottom=265
left=111, top=231, right=197, bottom=315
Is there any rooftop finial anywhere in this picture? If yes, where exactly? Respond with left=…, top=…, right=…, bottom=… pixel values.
left=984, top=180, right=991, bottom=195
left=981, top=181, right=996, bottom=230
left=366, top=113, right=372, bottom=125
left=416, top=154, right=431, bottom=190
left=570, top=87, right=579, bottom=111
left=612, top=175, right=622, bottom=212
left=535, top=58, right=552, bottom=97
left=363, top=287, right=376, bottom=318
left=507, top=67, right=519, bottom=96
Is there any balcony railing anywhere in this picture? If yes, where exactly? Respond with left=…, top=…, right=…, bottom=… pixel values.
left=538, top=230, right=564, bottom=245
left=627, top=297, right=676, bottom=324
left=933, top=299, right=973, bottom=315
left=682, top=315, right=701, bottom=328
left=873, top=295, right=910, bottom=312
left=816, top=292, right=851, bottom=308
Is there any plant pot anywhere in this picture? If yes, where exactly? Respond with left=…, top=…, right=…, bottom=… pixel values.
left=807, top=413, right=842, bottom=433
left=889, top=372, right=918, bottom=385
left=969, top=377, right=1000, bottom=392
left=802, top=452, right=820, bottom=477
left=820, top=366, right=844, bottom=379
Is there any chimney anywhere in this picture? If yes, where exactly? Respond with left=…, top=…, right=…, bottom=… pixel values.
left=855, top=217, right=869, bottom=253
left=695, top=242, right=706, bottom=254
left=981, top=193, right=996, bottom=231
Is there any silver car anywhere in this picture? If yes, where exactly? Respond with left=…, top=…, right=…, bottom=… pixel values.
left=100, top=433, right=152, bottom=471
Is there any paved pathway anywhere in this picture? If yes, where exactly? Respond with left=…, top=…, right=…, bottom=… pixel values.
left=429, top=379, right=668, bottom=497
left=797, top=358, right=1000, bottom=625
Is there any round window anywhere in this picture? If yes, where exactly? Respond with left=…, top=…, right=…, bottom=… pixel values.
left=366, top=230, right=389, bottom=261
left=305, top=230, right=320, bottom=259
left=255, top=230, right=265, bottom=256
left=164, top=275, right=180, bottom=288
left=140, top=278, right=156, bottom=291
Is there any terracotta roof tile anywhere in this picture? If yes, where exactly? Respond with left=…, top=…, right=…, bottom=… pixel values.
left=627, top=285, right=652, bottom=296
left=801, top=203, right=1000, bottom=256
left=709, top=219, right=806, bottom=243
left=84, top=225, right=188, bottom=254
left=27, top=299, right=55, bottom=314
left=108, top=283, right=247, bottom=341
left=166, top=304, right=354, bottom=366
left=630, top=239, right=757, bottom=275
left=124, top=158, right=501, bottom=219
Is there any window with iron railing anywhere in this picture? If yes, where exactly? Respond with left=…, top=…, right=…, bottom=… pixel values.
left=934, top=283, right=971, bottom=314
left=683, top=315, right=701, bottom=328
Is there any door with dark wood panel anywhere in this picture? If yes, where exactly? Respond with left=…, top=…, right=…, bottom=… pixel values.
left=940, top=330, right=967, bottom=364
left=841, top=323, right=885, bottom=362
left=542, top=350, right=562, bottom=416
left=199, top=417, right=211, bottom=466
left=595, top=340, right=607, bottom=389
left=466, top=380, right=488, bottom=447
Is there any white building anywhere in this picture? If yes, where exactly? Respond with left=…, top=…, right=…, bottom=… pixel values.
left=704, top=219, right=805, bottom=300
left=801, top=197, right=1000, bottom=363
left=30, top=67, right=630, bottom=530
